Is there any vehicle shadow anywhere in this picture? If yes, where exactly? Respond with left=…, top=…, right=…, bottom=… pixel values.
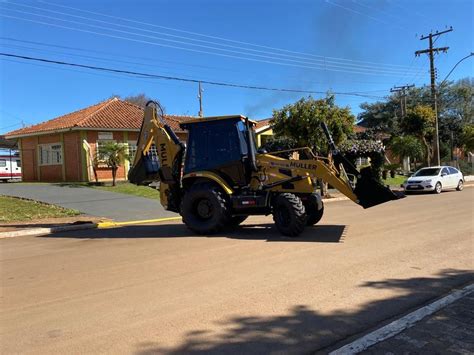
left=134, top=269, right=474, bottom=355
left=43, top=223, right=348, bottom=243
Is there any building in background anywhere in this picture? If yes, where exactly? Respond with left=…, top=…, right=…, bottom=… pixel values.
left=4, top=98, right=195, bottom=182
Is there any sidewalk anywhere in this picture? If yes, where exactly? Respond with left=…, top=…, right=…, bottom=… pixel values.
left=0, top=183, right=177, bottom=222
left=363, top=290, right=474, bottom=354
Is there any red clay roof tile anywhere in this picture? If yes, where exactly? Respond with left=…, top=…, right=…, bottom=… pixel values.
left=5, top=98, right=196, bottom=137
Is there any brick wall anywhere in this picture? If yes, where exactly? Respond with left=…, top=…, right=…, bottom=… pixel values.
left=19, top=137, right=37, bottom=181
left=19, top=129, right=139, bottom=182
left=63, top=131, right=82, bottom=181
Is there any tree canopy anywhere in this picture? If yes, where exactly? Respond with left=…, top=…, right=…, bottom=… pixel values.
left=271, top=95, right=354, bottom=154
left=358, top=77, right=473, bottom=165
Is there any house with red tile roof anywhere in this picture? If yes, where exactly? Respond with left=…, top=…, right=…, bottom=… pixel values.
left=4, top=98, right=195, bottom=182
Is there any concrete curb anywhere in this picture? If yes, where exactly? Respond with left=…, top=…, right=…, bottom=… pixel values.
left=329, top=283, right=474, bottom=354
left=0, top=223, right=98, bottom=239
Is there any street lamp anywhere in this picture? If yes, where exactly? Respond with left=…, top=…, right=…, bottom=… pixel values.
left=433, top=52, right=473, bottom=166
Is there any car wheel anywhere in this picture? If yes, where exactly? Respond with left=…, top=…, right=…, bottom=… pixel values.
left=434, top=182, right=442, bottom=194
left=456, top=180, right=464, bottom=191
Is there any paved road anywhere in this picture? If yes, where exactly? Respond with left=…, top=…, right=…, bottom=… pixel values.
left=0, top=183, right=176, bottom=221
left=1, top=189, right=473, bottom=354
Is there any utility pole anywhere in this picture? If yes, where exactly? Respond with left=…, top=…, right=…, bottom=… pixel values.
left=415, top=26, right=453, bottom=166
left=198, top=82, right=203, bottom=117
left=390, top=84, right=414, bottom=117
left=390, top=86, right=405, bottom=117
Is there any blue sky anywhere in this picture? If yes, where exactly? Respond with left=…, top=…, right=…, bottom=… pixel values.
left=0, top=0, right=472, bottom=134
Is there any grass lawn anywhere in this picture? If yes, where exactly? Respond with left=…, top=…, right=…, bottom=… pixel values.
left=382, top=174, right=407, bottom=187
left=93, top=182, right=160, bottom=200
left=0, top=196, right=80, bottom=223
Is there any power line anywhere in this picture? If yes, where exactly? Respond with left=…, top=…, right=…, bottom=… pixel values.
left=325, top=0, right=406, bottom=31
left=4, top=0, right=420, bottom=72
left=0, top=9, right=421, bottom=76
left=0, top=36, right=240, bottom=73
left=37, top=0, right=418, bottom=69
left=390, top=84, right=415, bottom=117
left=0, top=52, right=385, bottom=99
left=0, top=37, right=401, bottom=88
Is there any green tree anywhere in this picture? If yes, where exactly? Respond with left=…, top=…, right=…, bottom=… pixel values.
left=400, top=105, right=435, bottom=166
left=271, top=95, right=354, bottom=196
left=110, top=93, right=159, bottom=109
left=261, top=135, right=297, bottom=157
left=460, top=124, right=474, bottom=152
left=98, top=142, right=129, bottom=186
left=358, top=77, right=473, bottom=152
left=271, top=95, right=354, bottom=154
left=389, top=135, right=424, bottom=167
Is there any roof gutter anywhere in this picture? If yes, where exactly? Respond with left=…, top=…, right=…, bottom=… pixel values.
left=5, top=126, right=141, bottom=139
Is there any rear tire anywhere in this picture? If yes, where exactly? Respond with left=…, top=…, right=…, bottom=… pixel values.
left=304, top=194, right=324, bottom=226
left=456, top=180, right=464, bottom=191
left=272, top=193, right=307, bottom=237
left=181, top=182, right=229, bottom=234
left=434, top=182, right=442, bottom=194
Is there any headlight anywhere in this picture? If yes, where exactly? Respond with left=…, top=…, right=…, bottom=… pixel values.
left=423, top=179, right=432, bottom=183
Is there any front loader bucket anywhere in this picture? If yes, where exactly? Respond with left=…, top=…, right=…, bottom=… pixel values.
left=354, top=167, right=405, bottom=209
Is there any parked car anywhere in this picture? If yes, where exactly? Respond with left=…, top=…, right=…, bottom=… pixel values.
left=0, top=155, right=22, bottom=182
left=402, top=166, right=464, bottom=194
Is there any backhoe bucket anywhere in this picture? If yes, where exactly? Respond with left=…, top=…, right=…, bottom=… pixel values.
left=354, top=167, right=405, bottom=208
left=128, top=153, right=160, bottom=185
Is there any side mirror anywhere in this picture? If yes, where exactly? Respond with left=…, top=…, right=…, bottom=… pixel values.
left=257, top=148, right=268, bottom=154
left=441, top=172, right=447, bottom=177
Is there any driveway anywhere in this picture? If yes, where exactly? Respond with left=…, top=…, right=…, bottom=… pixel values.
left=0, top=189, right=472, bottom=354
left=0, top=183, right=177, bottom=221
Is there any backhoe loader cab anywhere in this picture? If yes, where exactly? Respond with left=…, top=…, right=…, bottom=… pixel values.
left=180, top=115, right=257, bottom=189
left=129, top=101, right=403, bottom=237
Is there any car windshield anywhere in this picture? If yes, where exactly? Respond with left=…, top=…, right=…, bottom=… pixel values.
left=413, top=168, right=440, bottom=176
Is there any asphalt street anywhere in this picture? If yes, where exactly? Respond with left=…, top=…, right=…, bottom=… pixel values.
left=1, top=189, right=473, bottom=354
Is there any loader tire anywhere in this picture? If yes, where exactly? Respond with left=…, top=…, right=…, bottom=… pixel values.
left=272, top=193, right=307, bottom=237
left=181, top=182, right=229, bottom=234
left=229, top=215, right=248, bottom=226
left=305, top=194, right=324, bottom=226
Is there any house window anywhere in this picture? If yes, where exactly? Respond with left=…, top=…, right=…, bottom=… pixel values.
left=96, top=140, right=116, bottom=165
left=126, top=140, right=158, bottom=163
left=149, top=144, right=158, bottom=158
left=356, top=157, right=369, bottom=167
left=38, top=143, right=63, bottom=166
left=0, top=159, right=6, bottom=167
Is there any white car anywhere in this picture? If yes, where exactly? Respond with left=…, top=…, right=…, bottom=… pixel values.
left=403, top=166, right=464, bottom=194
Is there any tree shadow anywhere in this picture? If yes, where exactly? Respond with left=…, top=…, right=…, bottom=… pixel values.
left=134, top=269, right=474, bottom=355
left=43, top=223, right=348, bottom=243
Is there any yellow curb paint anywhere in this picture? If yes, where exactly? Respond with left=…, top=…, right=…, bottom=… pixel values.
left=98, top=217, right=182, bottom=229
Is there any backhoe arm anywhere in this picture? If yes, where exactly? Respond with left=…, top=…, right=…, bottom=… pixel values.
left=128, top=101, right=184, bottom=212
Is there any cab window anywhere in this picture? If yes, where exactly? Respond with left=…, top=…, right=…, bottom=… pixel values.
left=448, top=167, right=458, bottom=174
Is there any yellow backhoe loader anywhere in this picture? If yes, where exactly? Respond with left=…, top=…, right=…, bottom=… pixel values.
left=129, top=101, right=403, bottom=237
